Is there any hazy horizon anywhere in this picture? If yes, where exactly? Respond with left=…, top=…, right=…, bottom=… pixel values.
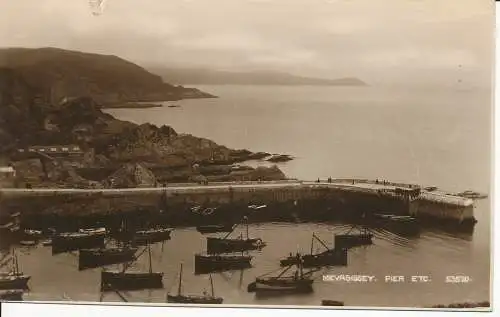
left=0, top=0, right=494, bottom=88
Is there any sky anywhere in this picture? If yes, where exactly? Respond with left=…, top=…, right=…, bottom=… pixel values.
left=0, top=0, right=495, bottom=87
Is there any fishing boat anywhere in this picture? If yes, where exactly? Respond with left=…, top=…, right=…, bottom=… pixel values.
left=0, top=212, right=21, bottom=236
left=321, top=300, right=344, bottom=306
left=0, top=289, right=24, bottom=301
left=248, top=254, right=314, bottom=295
left=370, top=213, right=420, bottom=236
left=196, top=224, right=234, bottom=234
left=79, top=245, right=138, bottom=270
left=167, top=263, right=223, bottom=304
left=206, top=217, right=266, bottom=254
left=194, top=253, right=252, bottom=274
left=52, top=230, right=106, bottom=254
left=279, top=233, right=347, bottom=268
left=0, top=249, right=30, bottom=290
left=79, top=227, right=107, bottom=235
left=132, top=227, right=173, bottom=245
left=334, top=225, right=373, bottom=249
left=23, top=229, right=43, bottom=239
left=19, top=241, right=37, bottom=247
left=100, top=243, right=163, bottom=291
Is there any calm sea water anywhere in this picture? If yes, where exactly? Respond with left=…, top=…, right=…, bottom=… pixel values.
left=14, top=85, right=493, bottom=307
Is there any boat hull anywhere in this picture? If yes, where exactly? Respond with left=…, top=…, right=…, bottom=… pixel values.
left=196, top=225, right=234, bottom=234
left=250, top=278, right=314, bottom=295
left=132, top=229, right=172, bottom=245
left=167, top=294, right=223, bottom=304
left=0, top=275, right=30, bottom=290
left=206, top=237, right=265, bottom=253
left=100, top=271, right=164, bottom=291
left=280, top=249, right=347, bottom=268
left=52, top=234, right=105, bottom=254
left=78, top=248, right=138, bottom=270
left=369, top=214, right=420, bottom=236
left=321, top=300, right=344, bottom=306
left=194, top=254, right=252, bottom=274
left=0, top=289, right=24, bottom=301
left=334, top=234, right=373, bottom=249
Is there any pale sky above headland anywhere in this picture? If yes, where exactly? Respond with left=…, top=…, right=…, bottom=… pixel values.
left=0, top=0, right=494, bottom=87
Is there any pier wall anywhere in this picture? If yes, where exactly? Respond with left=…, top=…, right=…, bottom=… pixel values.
left=0, top=180, right=475, bottom=229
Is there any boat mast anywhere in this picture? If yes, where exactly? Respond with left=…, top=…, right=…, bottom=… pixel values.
left=11, top=248, right=17, bottom=274
left=313, top=233, right=330, bottom=251
left=148, top=243, right=152, bottom=274
left=210, top=274, right=215, bottom=297
left=177, top=263, right=183, bottom=296
left=298, top=255, right=304, bottom=278
left=310, top=234, right=314, bottom=255
left=245, top=217, right=249, bottom=240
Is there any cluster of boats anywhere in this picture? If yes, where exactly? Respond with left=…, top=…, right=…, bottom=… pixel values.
left=0, top=207, right=422, bottom=304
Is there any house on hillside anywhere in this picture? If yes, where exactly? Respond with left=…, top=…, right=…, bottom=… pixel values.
left=16, top=144, right=95, bottom=167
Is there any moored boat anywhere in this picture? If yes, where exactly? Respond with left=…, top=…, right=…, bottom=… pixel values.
left=132, top=227, right=173, bottom=245
left=196, top=224, right=234, bottom=234
left=0, top=249, right=30, bottom=290
left=23, top=229, right=43, bottom=239
left=334, top=225, right=373, bottom=249
left=194, top=253, right=252, bottom=274
left=100, top=243, right=163, bottom=291
left=321, top=300, right=344, bottom=306
left=101, top=270, right=164, bottom=291
left=370, top=213, right=420, bottom=236
left=279, top=233, right=347, bottom=268
left=52, top=231, right=106, bottom=254
left=0, top=289, right=24, bottom=301
left=167, top=263, right=223, bottom=304
left=206, top=216, right=266, bottom=254
left=248, top=254, right=315, bottom=295
left=79, top=246, right=138, bottom=270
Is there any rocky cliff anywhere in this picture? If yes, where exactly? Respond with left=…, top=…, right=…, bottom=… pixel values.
left=0, top=65, right=288, bottom=187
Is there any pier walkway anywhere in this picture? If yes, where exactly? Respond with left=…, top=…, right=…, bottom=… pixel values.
left=0, top=179, right=473, bottom=207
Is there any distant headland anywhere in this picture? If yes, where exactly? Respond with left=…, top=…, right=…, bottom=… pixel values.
left=147, top=67, right=368, bottom=87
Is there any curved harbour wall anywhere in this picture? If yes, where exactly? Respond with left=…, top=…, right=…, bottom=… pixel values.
left=0, top=180, right=475, bottom=232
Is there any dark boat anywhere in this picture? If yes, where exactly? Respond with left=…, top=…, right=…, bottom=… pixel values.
left=19, top=241, right=37, bottom=247
left=79, top=245, right=138, bottom=270
left=132, top=227, right=173, bottom=245
left=370, top=213, right=420, bottom=236
left=455, top=190, right=488, bottom=199
left=206, top=217, right=266, bottom=254
left=248, top=254, right=314, bottom=295
left=279, top=233, right=347, bottom=268
left=334, top=225, right=373, bottom=249
left=0, top=249, right=30, bottom=290
left=100, top=243, right=163, bottom=291
left=0, top=212, right=21, bottom=236
left=167, top=263, right=223, bottom=304
left=0, top=289, right=24, bottom=301
left=52, top=229, right=106, bottom=254
left=194, top=253, right=252, bottom=274
left=196, top=224, right=234, bottom=234
left=321, top=300, right=344, bottom=306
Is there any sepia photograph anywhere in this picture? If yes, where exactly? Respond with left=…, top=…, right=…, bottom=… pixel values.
left=0, top=0, right=494, bottom=312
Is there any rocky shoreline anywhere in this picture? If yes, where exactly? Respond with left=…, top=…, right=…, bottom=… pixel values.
left=0, top=48, right=292, bottom=190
